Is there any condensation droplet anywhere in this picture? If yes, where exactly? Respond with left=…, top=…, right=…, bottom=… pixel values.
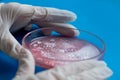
left=37, top=41, right=42, bottom=44
left=50, top=39, right=55, bottom=42
left=44, top=43, right=55, bottom=48
left=33, top=43, right=38, bottom=47
left=59, top=49, right=65, bottom=53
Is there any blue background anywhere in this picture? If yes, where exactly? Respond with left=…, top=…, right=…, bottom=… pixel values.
left=0, top=0, right=120, bottom=80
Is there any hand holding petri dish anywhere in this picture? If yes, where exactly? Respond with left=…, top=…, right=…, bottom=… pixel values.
left=22, top=28, right=106, bottom=69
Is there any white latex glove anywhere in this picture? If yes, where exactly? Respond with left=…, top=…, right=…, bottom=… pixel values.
left=14, top=59, right=112, bottom=80
left=0, top=2, right=112, bottom=80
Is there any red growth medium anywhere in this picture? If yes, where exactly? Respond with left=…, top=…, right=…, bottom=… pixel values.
left=28, top=36, right=101, bottom=68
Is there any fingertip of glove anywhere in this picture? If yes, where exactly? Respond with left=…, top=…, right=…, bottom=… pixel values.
left=63, top=10, right=77, bottom=22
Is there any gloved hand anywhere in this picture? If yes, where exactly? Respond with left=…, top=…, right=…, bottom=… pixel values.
left=14, top=60, right=113, bottom=80
left=0, top=2, right=112, bottom=80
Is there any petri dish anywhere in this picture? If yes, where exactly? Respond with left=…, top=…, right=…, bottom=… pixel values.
left=22, top=28, right=106, bottom=69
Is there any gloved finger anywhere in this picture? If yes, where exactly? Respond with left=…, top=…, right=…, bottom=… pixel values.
left=13, top=47, right=35, bottom=80
left=13, top=75, right=39, bottom=80
left=33, top=22, right=80, bottom=37
left=35, top=60, right=106, bottom=80
left=65, top=66, right=113, bottom=80
left=0, top=28, right=35, bottom=79
left=0, top=28, right=20, bottom=58
left=31, top=6, right=77, bottom=23
left=23, top=24, right=32, bottom=31
left=0, top=2, right=35, bottom=32
left=80, top=66, right=113, bottom=80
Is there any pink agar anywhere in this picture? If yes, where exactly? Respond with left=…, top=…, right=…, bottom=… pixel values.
left=28, top=36, right=101, bottom=68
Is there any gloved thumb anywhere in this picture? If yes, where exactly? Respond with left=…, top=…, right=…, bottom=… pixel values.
left=0, top=24, right=35, bottom=79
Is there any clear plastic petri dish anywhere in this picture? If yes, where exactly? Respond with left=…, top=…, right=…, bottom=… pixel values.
left=22, top=28, right=106, bottom=69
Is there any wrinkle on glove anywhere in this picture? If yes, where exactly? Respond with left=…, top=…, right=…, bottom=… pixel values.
left=14, top=47, right=35, bottom=79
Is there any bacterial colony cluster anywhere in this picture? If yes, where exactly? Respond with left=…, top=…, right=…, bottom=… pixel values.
left=28, top=36, right=100, bottom=68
